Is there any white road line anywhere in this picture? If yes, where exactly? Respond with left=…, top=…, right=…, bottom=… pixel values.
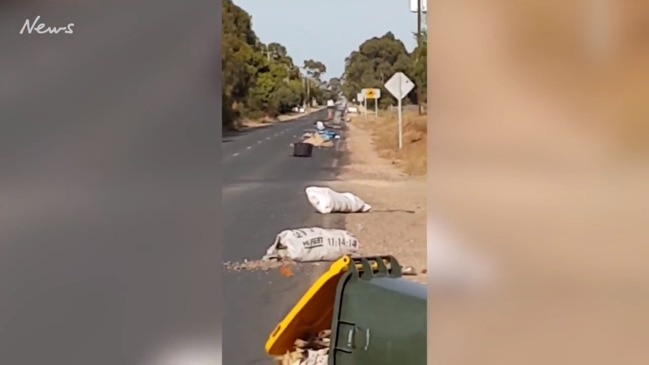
left=246, top=146, right=252, bottom=150
left=257, top=140, right=262, bottom=144
left=232, top=152, right=239, bottom=157
left=331, top=158, right=339, bottom=168
left=266, top=137, right=271, bottom=140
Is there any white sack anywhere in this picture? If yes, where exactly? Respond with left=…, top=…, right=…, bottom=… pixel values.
left=315, top=121, right=326, bottom=131
left=262, top=227, right=359, bottom=262
left=305, top=186, right=372, bottom=214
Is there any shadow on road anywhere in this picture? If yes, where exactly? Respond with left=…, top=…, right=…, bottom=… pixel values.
left=371, top=209, right=416, bottom=214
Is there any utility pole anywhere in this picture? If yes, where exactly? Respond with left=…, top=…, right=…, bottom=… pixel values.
left=302, top=76, right=310, bottom=111
left=299, top=66, right=310, bottom=111
left=416, top=0, right=423, bottom=115
left=302, top=77, right=307, bottom=111
left=306, top=77, right=310, bottom=108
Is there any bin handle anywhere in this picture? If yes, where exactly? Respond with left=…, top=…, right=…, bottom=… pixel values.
left=341, top=326, right=371, bottom=352
left=364, top=328, right=371, bottom=351
left=346, top=328, right=354, bottom=348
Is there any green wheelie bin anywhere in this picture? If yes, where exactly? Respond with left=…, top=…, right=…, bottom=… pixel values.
left=265, top=255, right=427, bottom=364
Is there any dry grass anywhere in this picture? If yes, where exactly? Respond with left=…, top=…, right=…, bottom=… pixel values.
left=353, top=110, right=428, bottom=175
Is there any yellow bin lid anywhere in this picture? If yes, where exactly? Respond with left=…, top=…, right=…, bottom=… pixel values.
left=265, top=256, right=351, bottom=356
left=265, top=255, right=390, bottom=356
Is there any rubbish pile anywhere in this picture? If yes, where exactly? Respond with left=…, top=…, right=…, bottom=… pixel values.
left=318, top=130, right=338, bottom=141
left=314, top=120, right=340, bottom=140
left=259, top=187, right=375, bottom=263
left=297, top=121, right=340, bottom=148
left=257, top=176, right=428, bottom=364
left=274, top=330, right=330, bottom=365
left=300, top=133, right=333, bottom=148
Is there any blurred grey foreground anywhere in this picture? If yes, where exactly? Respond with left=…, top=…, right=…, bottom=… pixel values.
left=0, top=1, right=221, bottom=364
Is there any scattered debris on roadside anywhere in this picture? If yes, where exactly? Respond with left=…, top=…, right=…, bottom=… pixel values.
left=274, top=330, right=331, bottom=365
left=302, top=133, right=332, bottom=148
left=401, top=265, right=417, bottom=276
left=290, top=141, right=333, bottom=149
left=223, top=258, right=296, bottom=272
left=279, top=265, right=295, bottom=278
left=294, top=121, right=341, bottom=149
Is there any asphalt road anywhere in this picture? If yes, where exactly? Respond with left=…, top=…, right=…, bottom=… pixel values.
left=222, top=110, right=346, bottom=364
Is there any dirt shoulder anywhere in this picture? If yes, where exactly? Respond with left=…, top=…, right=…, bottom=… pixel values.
left=331, top=111, right=427, bottom=284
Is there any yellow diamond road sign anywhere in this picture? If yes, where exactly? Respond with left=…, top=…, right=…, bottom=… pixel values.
left=361, top=88, right=381, bottom=99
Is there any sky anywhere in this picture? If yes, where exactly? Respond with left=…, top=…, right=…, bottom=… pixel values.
left=234, top=0, right=422, bottom=80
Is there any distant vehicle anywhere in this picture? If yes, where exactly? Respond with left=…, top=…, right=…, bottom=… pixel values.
left=326, top=100, right=334, bottom=107
left=347, top=106, right=358, bottom=114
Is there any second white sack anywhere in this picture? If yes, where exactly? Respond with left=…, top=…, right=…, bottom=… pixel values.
left=305, top=186, right=372, bottom=214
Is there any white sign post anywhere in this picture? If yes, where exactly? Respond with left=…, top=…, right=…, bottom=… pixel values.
left=409, top=0, right=427, bottom=13
left=384, top=72, right=415, bottom=149
left=356, top=93, right=365, bottom=118
left=374, top=97, right=378, bottom=118
left=361, top=88, right=381, bottom=120
left=363, top=98, right=367, bottom=119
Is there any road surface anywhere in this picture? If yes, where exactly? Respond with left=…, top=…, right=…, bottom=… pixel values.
left=222, top=110, right=346, bottom=364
